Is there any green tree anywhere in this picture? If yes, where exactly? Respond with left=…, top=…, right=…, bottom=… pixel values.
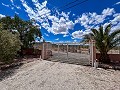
left=0, top=30, right=21, bottom=64
left=0, top=15, right=42, bottom=50
left=12, top=15, right=42, bottom=48
left=0, top=16, right=13, bottom=31
left=83, top=24, right=120, bottom=63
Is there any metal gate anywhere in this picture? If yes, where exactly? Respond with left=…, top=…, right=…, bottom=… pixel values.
left=48, top=43, right=90, bottom=66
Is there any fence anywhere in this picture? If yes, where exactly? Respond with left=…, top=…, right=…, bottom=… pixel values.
left=52, top=43, right=89, bottom=54
left=90, top=40, right=120, bottom=65
left=50, top=43, right=90, bottom=65
left=34, top=41, right=120, bottom=66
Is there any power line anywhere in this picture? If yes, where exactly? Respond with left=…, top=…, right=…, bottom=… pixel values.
left=50, top=0, right=81, bottom=15
left=61, top=0, right=89, bottom=11
left=38, top=0, right=89, bottom=18
left=59, top=0, right=80, bottom=8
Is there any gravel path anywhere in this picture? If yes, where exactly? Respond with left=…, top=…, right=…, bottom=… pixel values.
left=0, top=51, right=119, bottom=90
left=0, top=59, right=120, bottom=90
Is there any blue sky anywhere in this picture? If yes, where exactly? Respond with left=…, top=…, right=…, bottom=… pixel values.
left=0, top=0, right=120, bottom=43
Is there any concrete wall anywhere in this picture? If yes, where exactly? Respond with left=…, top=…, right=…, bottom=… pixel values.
left=96, top=53, right=120, bottom=63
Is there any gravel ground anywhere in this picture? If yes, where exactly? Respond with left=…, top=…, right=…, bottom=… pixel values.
left=0, top=52, right=120, bottom=90
left=48, top=51, right=90, bottom=65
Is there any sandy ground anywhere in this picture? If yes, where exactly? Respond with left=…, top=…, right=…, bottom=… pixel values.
left=0, top=52, right=120, bottom=90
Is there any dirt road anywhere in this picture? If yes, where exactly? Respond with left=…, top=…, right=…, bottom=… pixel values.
left=0, top=59, right=120, bottom=90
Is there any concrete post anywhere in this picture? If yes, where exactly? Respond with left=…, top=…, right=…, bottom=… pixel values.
left=91, top=40, right=96, bottom=67
left=42, top=43, right=45, bottom=59
left=67, top=44, right=68, bottom=61
left=58, top=44, right=59, bottom=58
left=89, top=41, right=92, bottom=64
left=118, top=41, right=120, bottom=54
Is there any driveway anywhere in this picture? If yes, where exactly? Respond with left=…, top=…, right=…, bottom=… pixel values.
left=0, top=59, right=120, bottom=90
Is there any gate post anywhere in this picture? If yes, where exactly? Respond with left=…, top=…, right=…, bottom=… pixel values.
left=67, top=43, right=68, bottom=61
left=58, top=44, right=60, bottom=58
left=42, top=42, right=46, bottom=60
left=90, top=40, right=96, bottom=67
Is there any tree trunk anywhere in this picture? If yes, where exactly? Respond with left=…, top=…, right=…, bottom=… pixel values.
left=99, top=52, right=110, bottom=64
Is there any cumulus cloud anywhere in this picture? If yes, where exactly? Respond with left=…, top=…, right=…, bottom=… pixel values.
left=0, top=14, right=5, bottom=18
left=111, top=22, right=120, bottom=31
left=72, top=30, right=84, bottom=39
left=20, top=0, right=74, bottom=35
left=75, top=8, right=115, bottom=29
left=72, top=8, right=116, bottom=39
left=11, top=0, right=120, bottom=41
left=111, top=13, right=120, bottom=24
left=102, top=8, right=115, bottom=16
left=47, top=15, right=74, bottom=35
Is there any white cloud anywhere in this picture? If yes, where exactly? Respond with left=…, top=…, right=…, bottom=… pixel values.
left=73, top=8, right=116, bottom=39
left=102, top=8, right=115, bottom=16
left=10, top=0, right=14, bottom=3
left=73, top=13, right=75, bottom=16
left=63, top=34, right=69, bottom=37
left=71, top=37, right=75, bottom=39
left=74, top=40, right=77, bottom=42
left=15, top=11, right=19, bottom=15
left=2, top=1, right=21, bottom=10
left=15, top=6, right=21, bottom=9
left=72, top=30, right=84, bottom=39
left=75, top=8, right=115, bottom=29
left=10, top=0, right=21, bottom=9
left=115, top=2, right=120, bottom=5
left=111, top=22, right=120, bottom=31
left=111, top=13, right=120, bottom=25
left=55, top=38, right=59, bottom=40
left=0, top=14, right=5, bottom=18
left=2, top=3, right=10, bottom=7
left=19, top=1, right=120, bottom=41
left=47, top=15, right=74, bottom=35
left=20, top=0, right=75, bottom=35
left=44, top=33, right=49, bottom=37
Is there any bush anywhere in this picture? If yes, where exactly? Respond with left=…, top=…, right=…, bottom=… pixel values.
left=0, top=30, right=21, bottom=64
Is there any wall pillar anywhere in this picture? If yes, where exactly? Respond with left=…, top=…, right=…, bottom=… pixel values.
left=42, top=43, right=45, bottom=59
left=67, top=44, right=68, bottom=61
left=90, top=40, right=96, bottom=67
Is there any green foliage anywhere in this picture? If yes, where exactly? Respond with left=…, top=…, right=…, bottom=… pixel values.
left=0, top=15, right=42, bottom=49
left=83, top=24, right=120, bottom=63
left=0, top=30, right=21, bottom=64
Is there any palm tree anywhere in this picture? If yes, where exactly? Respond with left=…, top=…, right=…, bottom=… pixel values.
left=83, top=24, right=120, bottom=63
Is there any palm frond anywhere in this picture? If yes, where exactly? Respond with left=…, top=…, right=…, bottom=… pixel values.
left=109, top=29, right=120, bottom=39
left=104, top=24, right=111, bottom=35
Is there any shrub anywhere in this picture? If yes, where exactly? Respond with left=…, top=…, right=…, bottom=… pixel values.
left=0, top=30, right=21, bottom=64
